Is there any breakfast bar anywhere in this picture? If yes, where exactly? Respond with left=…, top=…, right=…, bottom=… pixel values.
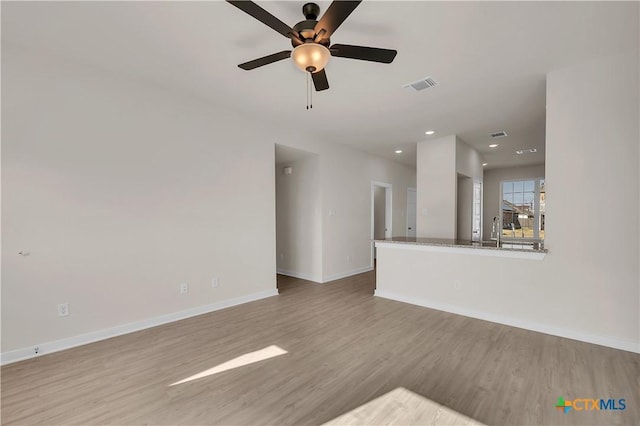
left=373, top=236, right=549, bottom=336
left=375, top=237, right=547, bottom=258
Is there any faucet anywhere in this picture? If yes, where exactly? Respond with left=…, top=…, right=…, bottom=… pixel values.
left=491, top=216, right=501, bottom=246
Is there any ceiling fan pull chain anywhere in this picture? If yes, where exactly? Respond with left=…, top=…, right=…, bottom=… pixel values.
left=307, top=74, right=309, bottom=110
left=310, top=72, right=313, bottom=109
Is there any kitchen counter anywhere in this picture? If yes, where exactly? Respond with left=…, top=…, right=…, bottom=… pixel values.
left=373, top=236, right=550, bottom=349
left=374, top=236, right=547, bottom=255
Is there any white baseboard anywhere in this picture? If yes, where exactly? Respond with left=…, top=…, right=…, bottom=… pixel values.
left=374, top=290, right=639, bottom=354
left=322, top=266, right=373, bottom=283
left=1, top=289, right=279, bottom=366
left=277, top=266, right=373, bottom=283
left=276, top=268, right=320, bottom=283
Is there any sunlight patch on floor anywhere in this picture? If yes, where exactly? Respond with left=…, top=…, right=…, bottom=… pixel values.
left=323, top=387, right=485, bottom=426
left=169, top=345, right=287, bottom=386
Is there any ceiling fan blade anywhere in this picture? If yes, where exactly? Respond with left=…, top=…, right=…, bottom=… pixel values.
left=311, top=69, right=329, bottom=91
left=238, top=50, right=291, bottom=70
left=314, top=1, right=361, bottom=40
left=227, top=1, right=297, bottom=39
left=330, top=44, right=397, bottom=63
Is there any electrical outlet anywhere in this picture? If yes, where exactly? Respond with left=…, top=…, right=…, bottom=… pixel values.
left=180, top=283, right=189, bottom=294
left=58, top=303, right=69, bottom=317
left=279, top=253, right=284, bottom=261
left=34, top=346, right=40, bottom=355
left=212, top=277, right=219, bottom=289
left=454, top=280, right=461, bottom=290
left=347, top=255, right=352, bottom=262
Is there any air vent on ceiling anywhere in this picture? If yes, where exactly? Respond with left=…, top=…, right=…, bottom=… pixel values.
left=516, top=148, right=538, bottom=155
left=404, top=76, right=438, bottom=91
left=490, top=130, right=508, bottom=138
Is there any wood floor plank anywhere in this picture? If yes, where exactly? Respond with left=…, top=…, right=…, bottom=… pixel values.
left=2, top=271, right=639, bottom=425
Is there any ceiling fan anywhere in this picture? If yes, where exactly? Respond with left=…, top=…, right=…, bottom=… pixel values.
left=227, top=1, right=397, bottom=92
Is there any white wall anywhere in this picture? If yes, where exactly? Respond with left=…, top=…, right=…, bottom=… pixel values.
left=271, top=138, right=416, bottom=283
left=1, top=46, right=417, bottom=360
left=319, top=145, right=416, bottom=281
left=544, top=48, right=639, bottom=348
left=376, top=49, right=640, bottom=353
left=417, top=136, right=483, bottom=239
left=482, top=164, right=545, bottom=239
left=416, top=135, right=457, bottom=238
left=1, top=47, right=282, bottom=357
left=366, top=157, right=415, bottom=244
left=275, top=154, right=322, bottom=282
left=456, top=138, right=484, bottom=180
left=274, top=140, right=416, bottom=283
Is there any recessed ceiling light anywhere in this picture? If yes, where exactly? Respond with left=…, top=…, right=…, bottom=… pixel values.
left=482, top=163, right=488, bottom=166
left=395, top=150, right=403, bottom=154
left=489, top=144, right=499, bottom=148
left=425, top=130, right=435, bottom=135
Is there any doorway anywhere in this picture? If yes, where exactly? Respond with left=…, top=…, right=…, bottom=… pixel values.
left=406, top=187, right=416, bottom=237
left=371, top=181, right=392, bottom=265
left=275, top=144, right=321, bottom=286
left=457, top=174, right=473, bottom=240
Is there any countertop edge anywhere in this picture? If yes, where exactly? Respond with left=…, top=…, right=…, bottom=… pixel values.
left=374, top=239, right=548, bottom=255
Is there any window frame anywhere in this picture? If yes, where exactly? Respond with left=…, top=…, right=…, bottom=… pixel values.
left=499, top=177, right=545, bottom=242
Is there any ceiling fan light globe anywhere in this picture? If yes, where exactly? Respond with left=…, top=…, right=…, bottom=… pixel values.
left=292, top=43, right=330, bottom=73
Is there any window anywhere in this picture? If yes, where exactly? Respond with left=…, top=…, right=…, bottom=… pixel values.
left=472, top=181, right=482, bottom=241
left=501, top=178, right=545, bottom=240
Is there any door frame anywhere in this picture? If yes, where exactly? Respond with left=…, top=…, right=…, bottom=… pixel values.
left=371, top=181, right=393, bottom=267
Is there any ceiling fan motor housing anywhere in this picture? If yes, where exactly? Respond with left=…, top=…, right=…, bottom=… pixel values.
left=291, top=3, right=330, bottom=47
left=292, top=21, right=330, bottom=47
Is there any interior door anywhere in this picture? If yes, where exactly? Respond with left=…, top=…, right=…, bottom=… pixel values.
left=407, top=188, right=417, bottom=237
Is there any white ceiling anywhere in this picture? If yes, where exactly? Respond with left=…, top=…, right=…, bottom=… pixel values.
left=2, top=1, right=638, bottom=169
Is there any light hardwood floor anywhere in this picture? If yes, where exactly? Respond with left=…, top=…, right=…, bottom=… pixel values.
left=2, top=271, right=639, bottom=425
